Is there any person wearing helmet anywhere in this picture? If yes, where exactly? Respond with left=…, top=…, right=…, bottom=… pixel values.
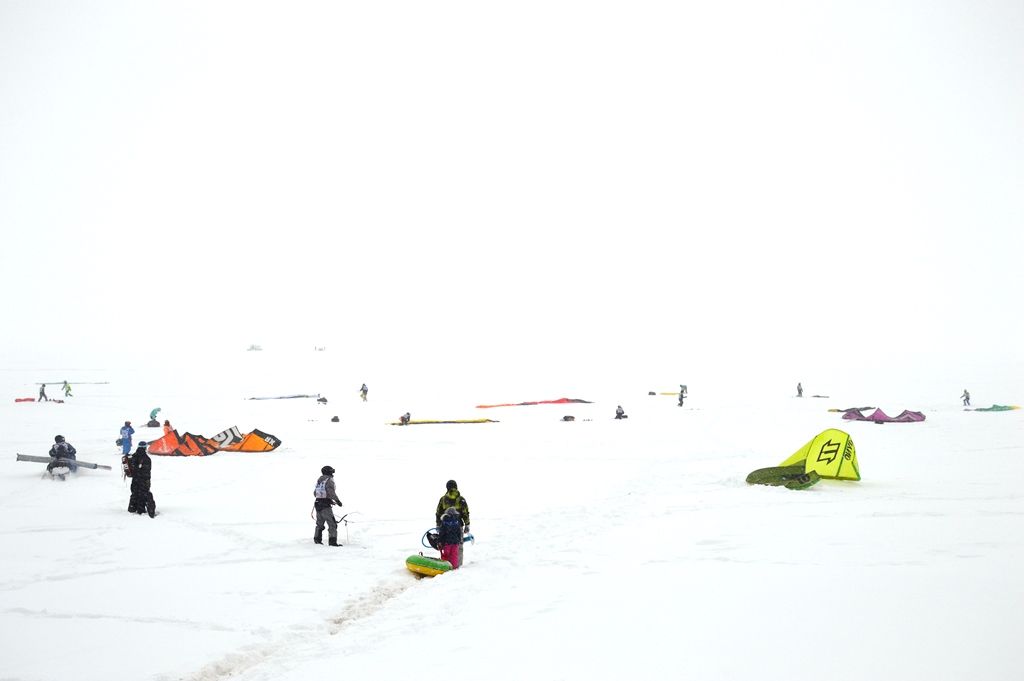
left=47, top=434, right=78, bottom=474
left=127, top=442, right=156, bottom=517
left=119, top=421, right=135, bottom=456
left=435, top=480, right=470, bottom=566
left=313, top=465, right=343, bottom=546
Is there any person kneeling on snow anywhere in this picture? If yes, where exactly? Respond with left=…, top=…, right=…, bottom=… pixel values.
left=47, top=435, right=77, bottom=474
left=313, top=466, right=343, bottom=546
left=438, top=507, right=466, bottom=569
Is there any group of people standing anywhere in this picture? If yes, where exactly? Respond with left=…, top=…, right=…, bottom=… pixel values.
left=37, top=381, right=72, bottom=401
left=312, top=470, right=471, bottom=569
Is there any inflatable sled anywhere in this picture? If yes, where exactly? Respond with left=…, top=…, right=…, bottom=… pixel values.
left=405, top=554, right=453, bottom=577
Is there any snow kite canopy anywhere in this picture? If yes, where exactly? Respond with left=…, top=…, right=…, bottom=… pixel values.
left=213, top=426, right=282, bottom=452
left=475, top=397, right=592, bottom=409
left=778, top=428, right=860, bottom=480
left=148, top=427, right=282, bottom=456
left=843, top=408, right=925, bottom=423
left=147, top=430, right=219, bottom=457
left=971, top=404, right=1021, bottom=412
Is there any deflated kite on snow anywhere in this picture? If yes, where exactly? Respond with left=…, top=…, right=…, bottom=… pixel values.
left=842, top=408, right=925, bottom=423
left=747, top=428, right=861, bottom=488
left=968, top=404, right=1021, bottom=412
left=476, top=397, right=592, bottom=409
left=147, top=427, right=281, bottom=456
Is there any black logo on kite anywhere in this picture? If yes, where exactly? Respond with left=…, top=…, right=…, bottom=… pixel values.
left=817, top=439, right=840, bottom=464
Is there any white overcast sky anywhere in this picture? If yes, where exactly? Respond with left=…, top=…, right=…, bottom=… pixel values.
left=1, top=1, right=1021, bottom=387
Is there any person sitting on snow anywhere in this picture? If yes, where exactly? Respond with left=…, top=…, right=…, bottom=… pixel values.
left=163, top=419, right=173, bottom=435
left=47, top=435, right=77, bottom=474
left=615, top=405, right=626, bottom=419
left=399, top=412, right=411, bottom=425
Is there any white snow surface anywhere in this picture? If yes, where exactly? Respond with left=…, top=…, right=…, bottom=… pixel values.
left=2, top=351, right=1023, bottom=680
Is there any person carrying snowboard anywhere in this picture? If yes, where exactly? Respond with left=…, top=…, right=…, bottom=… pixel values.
left=126, top=441, right=156, bottom=517
left=119, top=421, right=134, bottom=456
left=313, top=465, right=344, bottom=546
left=47, top=435, right=78, bottom=474
left=435, top=480, right=470, bottom=567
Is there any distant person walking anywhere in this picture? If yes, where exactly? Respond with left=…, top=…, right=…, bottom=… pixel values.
left=961, top=389, right=971, bottom=407
left=313, top=465, right=344, bottom=546
left=38, top=383, right=48, bottom=402
left=119, top=421, right=135, bottom=456
left=797, top=382, right=803, bottom=398
left=62, top=381, right=72, bottom=398
left=360, top=384, right=368, bottom=402
left=678, top=384, right=687, bottom=407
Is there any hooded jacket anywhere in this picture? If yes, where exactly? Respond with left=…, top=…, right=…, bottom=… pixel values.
left=435, top=488, right=470, bottom=527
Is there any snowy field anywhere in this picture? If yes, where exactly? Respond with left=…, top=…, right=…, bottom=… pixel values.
left=2, top=350, right=1022, bottom=681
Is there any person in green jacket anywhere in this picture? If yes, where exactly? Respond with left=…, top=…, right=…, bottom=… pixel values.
left=435, top=480, right=470, bottom=565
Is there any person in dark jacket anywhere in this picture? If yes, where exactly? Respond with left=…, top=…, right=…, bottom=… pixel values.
left=797, top=382, right=803, bottom=398
left=313, top=465, right=344, bottom=546
left=615, top=405, right=626, bottom=419
left=38, top=383, right=48, bottom=402
left=47, top=435, right=77, bottom=474
left=438, top=507, right=465, bottom=569
left=399, top=412, right=411, bottom=425
left=436, top=480, right=470, bottom=566
left=961, top=389, right=971, bottom=407
left=127, top=442, right=156, bottom=517
left=360, top=384, right=368, bottom=402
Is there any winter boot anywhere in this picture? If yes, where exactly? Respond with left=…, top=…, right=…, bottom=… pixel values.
left=328, top=538, right=342, bottom=547
left=314, top=538, right=323, bottom=544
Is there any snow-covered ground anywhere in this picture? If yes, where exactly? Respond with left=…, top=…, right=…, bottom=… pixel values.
left=2, top=350, right=1022, bottom=681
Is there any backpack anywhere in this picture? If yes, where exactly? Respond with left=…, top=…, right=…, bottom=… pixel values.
left=314, top=478, right=328, bottom=499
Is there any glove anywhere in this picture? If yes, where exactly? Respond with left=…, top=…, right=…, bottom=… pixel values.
left=335, top=500, right=343, bottom=507
left=463, top=525, right=470, bottom=534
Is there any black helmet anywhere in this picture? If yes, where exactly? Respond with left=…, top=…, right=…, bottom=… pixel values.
left=322, top=465, right=335, bottom=475
left=138, top=441, right=147, bottom=449
left=446, top=479, right=457, bottom=491
left=54, top=435, right=65, bottom=443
